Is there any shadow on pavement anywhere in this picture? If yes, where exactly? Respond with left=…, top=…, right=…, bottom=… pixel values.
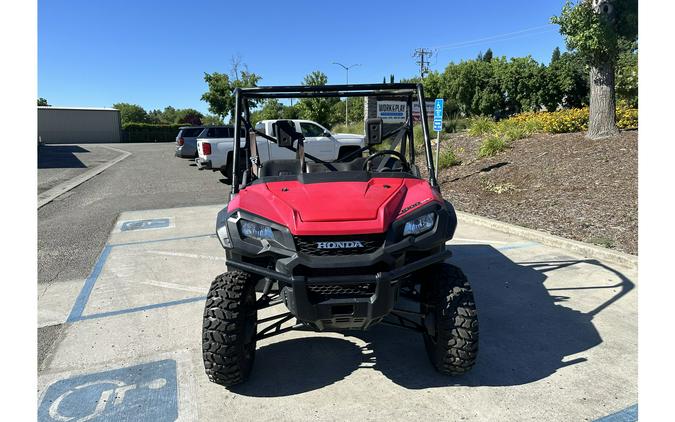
left=38, top=145, right=89, bottom=169
left=232, top=244, right=634, bottom=396
left=230, top=337, right=363, bottom=397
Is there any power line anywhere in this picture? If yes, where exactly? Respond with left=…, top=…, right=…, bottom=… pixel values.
left=434, top=28, right=558, bottom=55
left=412, top=48, right=433, bottom=78
left=430, top=24, right=557, bottom=51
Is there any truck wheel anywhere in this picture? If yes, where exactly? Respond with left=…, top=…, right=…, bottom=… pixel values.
left=202, top=271, right=257, bottom=387
left=420, top=263, right=479, bottom=375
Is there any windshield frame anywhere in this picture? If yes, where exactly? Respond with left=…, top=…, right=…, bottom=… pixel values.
left=230, top=83, right=437, bottom=197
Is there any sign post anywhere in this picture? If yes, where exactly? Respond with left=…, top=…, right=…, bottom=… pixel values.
left=433, top=99, right=444, bottom=176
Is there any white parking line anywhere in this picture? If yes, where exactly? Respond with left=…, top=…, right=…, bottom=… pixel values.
left=139, top=279, right=206, bottom=294
left=144, top=250, right=226, bottom=261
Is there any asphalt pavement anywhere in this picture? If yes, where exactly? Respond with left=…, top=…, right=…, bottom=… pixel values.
left=38, top=143, right=230, bottom=366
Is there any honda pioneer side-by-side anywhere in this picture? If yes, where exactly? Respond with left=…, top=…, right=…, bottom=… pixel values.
left=202, top=83, right=479, bottom=387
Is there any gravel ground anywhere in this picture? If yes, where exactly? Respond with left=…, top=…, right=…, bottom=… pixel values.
left=423, top=130, right=638, bottom=254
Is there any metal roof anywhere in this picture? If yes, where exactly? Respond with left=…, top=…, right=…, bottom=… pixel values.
left=38, top=106, right=120, bottom=111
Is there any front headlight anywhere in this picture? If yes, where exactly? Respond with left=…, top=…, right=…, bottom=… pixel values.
left=239, top=220, right=274, bottom=240
left=403, top=212, right=436, bottom=236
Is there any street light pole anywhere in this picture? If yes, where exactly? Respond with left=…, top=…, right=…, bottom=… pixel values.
left=332, top=62, right=361, bottom=126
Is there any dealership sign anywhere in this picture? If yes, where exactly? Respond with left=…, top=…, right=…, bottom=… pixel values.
left=376, top=101, right=407, bottom=123
left=412, top=101, right=435, bottom=121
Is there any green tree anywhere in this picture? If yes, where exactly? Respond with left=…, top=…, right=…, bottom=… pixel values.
left=281, top=103, right=301, bottom=120
left=201, top=70, right=261, bottom=121
left=251, top=99, right=286, bottom=123
left=441, top=58, right=504, bottom=116
left=175, top=108, right=204, bottom=125
left=615, top=39, right=638, bottom=107
left=542, top=50, right=590, bottom=111
left=113, top=103, right=148, bottom=124
left=551, top=46, right=562, bottom=63
left=202, top=114, right=224, bottom=125
left=483, top=48, right=493, bottom=62
left=498, top=56, right=544, bottom=113
left=552, top=0, right=638, bottom=139
left=37, top=97, right=49, bottom=106
left=297, top=71, right=339, bottom=127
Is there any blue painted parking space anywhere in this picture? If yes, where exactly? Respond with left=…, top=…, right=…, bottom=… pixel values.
left=39, top=360, right=178, bottom=422
left=121, top=218, right=171, bottom=232
left=66, top=233, right=214, bottom=323
left=594, top=404, right=638, bottom=422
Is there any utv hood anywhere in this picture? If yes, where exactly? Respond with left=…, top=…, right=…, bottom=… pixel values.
left=227, top=177, right=441, bottom=235
left=267, top=178, right=404, bottom=222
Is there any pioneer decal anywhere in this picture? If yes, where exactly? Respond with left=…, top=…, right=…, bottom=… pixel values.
left=398, top=198, right=433, bottom=216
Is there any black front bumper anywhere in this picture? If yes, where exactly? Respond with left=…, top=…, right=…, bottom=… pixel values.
left=227, top=248, right=450, bottom=330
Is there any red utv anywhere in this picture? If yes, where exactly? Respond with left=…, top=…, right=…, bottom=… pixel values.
left=203, top=83, right=479, bottom=387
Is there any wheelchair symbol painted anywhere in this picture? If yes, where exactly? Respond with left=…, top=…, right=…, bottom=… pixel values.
left=39, top=360, right=177, bottom=422
left=48, top=378, right=167, bottom=421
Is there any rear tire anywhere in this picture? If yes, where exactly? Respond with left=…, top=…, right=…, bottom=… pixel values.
left=420, top=263, right=479, bottom=375
left=202, top=271, right=257, bottom=387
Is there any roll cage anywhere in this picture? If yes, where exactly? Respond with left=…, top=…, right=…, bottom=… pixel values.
left=230, top=83, right=438, bottom=199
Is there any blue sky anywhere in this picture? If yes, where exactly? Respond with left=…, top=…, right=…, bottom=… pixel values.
left=38, top=0, right=568, bottom=114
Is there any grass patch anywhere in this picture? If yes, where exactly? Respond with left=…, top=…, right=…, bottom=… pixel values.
left=468, top=116, right=496, bottom=136
left=478, top=134, right=508, bottom=158
left=332, top=122, right=363, bottom=134
left=438, top=148, right=461, bottom=169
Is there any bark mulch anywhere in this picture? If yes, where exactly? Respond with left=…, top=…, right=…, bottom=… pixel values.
left=419, top=130, right=638, bottom=255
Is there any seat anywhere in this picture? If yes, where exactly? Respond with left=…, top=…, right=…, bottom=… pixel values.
left=259, top=159, right=302, bottom=178
left=306, top=157, right=368, bottom=173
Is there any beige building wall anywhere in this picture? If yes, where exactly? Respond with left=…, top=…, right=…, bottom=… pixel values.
left=38, top=107, right=121, bottom=143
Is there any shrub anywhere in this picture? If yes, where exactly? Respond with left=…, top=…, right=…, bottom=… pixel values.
left=438, top=148, right=461, bottom=169
left=478, top=134, right=508, bottom=158
left=506, top=105, right=637, bottom=134
left=122, top=123, right=186, bottom=142
left=444, top=118, right=469, bottom=133
left=616, top=105, right=638, bottom=129
left=468, top=116, right=496, bottom=136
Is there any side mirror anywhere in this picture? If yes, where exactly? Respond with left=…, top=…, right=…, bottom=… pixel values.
left=322, top=129, right=331, bottom=137
left=365, top=118, right=383, bottom=146
left=274, top=120, right=302, bottom=148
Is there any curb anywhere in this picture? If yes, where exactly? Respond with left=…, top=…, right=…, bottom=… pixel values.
left=455, top=210, right=638, bottom=269
left=38, top=145, right=132, bottom=209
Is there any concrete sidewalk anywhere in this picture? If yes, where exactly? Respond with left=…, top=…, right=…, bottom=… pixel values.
left=37, top=204, right=637, bottom=422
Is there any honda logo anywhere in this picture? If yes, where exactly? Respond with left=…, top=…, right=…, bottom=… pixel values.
left=316, top=241, right=365, bottom=249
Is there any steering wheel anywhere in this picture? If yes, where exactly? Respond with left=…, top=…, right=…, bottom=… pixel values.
left=362, top=150, right=410, bottom=172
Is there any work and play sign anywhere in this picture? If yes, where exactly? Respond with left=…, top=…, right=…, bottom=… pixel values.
left=377, top=101, right=407, bottom=123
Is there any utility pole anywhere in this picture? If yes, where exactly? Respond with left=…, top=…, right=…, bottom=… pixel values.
left=412, top=48, right=433, bottom=78
left=332, top=62, right=361, bottom=126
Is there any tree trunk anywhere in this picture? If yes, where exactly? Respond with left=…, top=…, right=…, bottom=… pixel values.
left=588, top=61, right=619, bottom=139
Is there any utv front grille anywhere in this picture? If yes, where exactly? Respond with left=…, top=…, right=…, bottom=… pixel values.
left=306, top=282, right=376, bottom=303
left=294, top=233, right=385, bottom=256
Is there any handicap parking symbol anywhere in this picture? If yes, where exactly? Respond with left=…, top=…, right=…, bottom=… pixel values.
left=39, top=360, right=177, bottom=422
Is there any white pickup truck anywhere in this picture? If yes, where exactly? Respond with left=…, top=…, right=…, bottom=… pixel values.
left=195, top=119, right=365, bottom=178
